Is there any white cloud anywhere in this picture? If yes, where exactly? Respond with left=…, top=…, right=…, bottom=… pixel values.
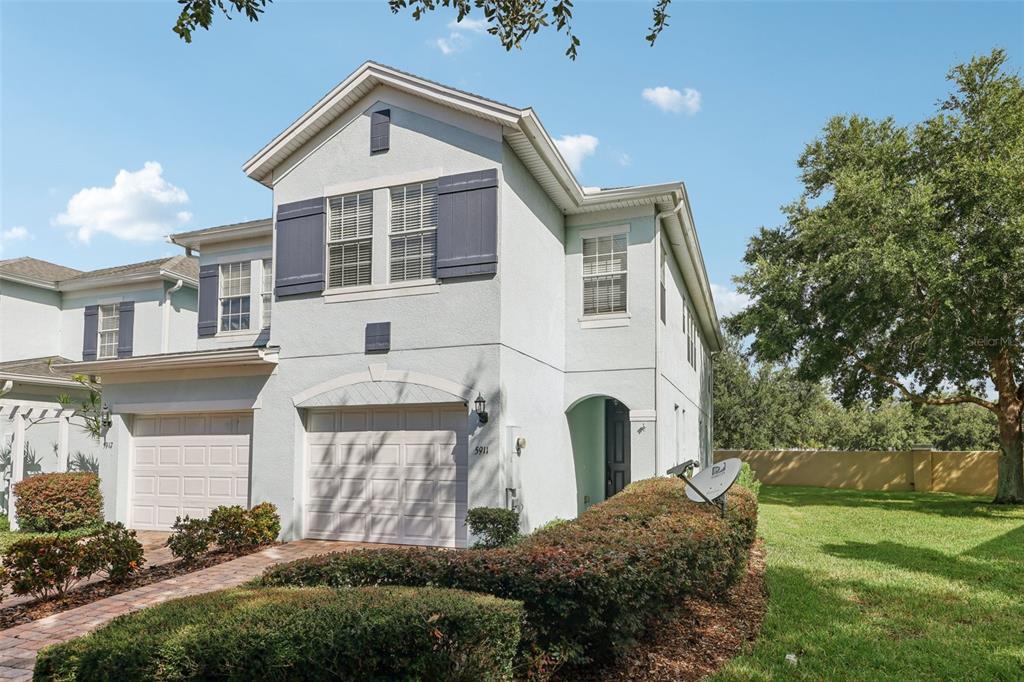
left=448, top=17, right=487, bottom=33
left=711, top=283, right=751, bottom=318
left=434, top=34, right=466, bottom=55
left=0, top=226, right=31, bottom=255
left=55, top=162, right=192, bottom=243
left=642, top=86, right=702, bottom=115
left=617, top=153, right=632, bottom=167
left=554, top=134, right=599, bottom=173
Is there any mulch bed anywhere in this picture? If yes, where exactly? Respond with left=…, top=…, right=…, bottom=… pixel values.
left=561, top=539, right=768, bottom=682
left=0, top=546, right=276, bottom=630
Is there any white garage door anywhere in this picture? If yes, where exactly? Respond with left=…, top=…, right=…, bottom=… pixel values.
left=305, top=405, right=468, bottom=547
left=130, top=413, right=251, bottom=530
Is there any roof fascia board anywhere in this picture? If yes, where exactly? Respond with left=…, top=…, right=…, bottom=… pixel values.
left=60, top=347, right=279, bottom=374
left=0, top=372, right=82, bottom=389
left=58, top=270, right=195, bottom=293
left=0, top=273, right=60, bottom=290
left=170, top=221, right=273, bottom=251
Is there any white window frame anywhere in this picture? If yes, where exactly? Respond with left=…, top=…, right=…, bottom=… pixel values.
left=388, top=180, right=439, bottom=284
left=97, top=304, right=119, bottom=359
left=218, top=261, right=252, bottom=333
left=326, top=191, right=374, bottom=290
left=260, top=258, right=272, bottom=329
left=580, top=225, right=629, bottom=318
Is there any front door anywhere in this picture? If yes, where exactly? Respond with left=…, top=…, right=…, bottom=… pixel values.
left=605, top=399, right=631, bottom=497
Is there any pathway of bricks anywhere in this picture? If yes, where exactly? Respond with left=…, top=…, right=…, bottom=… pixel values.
left=0, top=539, right=364, bottom=680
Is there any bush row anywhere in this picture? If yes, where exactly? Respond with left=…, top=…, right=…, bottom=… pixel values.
left=167, top=502, right=280, bottom=562
left=257, top=478, right=758, bottom=667
left=1, top=523, right=144, bottom=601
left=35, top=586, right=524, bottom=682
left=14, top=473, right=103, bottom=532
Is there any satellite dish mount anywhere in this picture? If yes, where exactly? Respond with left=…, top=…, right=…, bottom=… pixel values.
left=666, top=458, right=743, bottom=517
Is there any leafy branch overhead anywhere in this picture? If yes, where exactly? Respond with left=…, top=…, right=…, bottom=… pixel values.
left=172, top=0, right=675, bottom=58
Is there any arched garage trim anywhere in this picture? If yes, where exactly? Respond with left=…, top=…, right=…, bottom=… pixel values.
left=291, top=364, right=477, bottom=408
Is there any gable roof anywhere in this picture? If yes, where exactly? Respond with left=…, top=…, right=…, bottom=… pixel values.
left=0, top=356, right=81, bottom=388
left=0, top=255, right=198, bottom=291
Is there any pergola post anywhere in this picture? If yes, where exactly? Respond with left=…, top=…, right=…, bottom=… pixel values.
left=57, top=411, right=71, bottom=472
left=9, top=411, right=25, bottom=531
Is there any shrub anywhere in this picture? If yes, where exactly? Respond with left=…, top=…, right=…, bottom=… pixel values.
left=35, top=586, right=523, bottom=681
left=167, top=516, right=214, bottom=563
left=466, top=507, right=520, bottom=548
left=4, top=536, right=95, bottom=599
left=14, top=472, right=103, bottom=532
left=209, top=502, right=280, bottom=554
left=736, top=461, right=761, bottom=499
left=257, top=478, right=758, bottom=667
left=81, top=523, right=145, bottom=583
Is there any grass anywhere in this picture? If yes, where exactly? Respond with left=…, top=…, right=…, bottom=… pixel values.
left=714, top=486, right=1024, bottom=682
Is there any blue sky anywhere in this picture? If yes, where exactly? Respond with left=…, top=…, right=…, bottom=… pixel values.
left=1, top=1, right=1020, bottom=312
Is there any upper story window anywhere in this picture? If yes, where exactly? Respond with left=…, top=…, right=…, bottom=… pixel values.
left=97, top=304, right=119, bottom=359
left=261, top=258, right=273, bottom=329
left=328, top=191, right=373, bottom=289
left=219, top=261, right=251, bottom=331
left=389, top=181, right=438, bottom=282
left=582, top=232, right=628, bottom=315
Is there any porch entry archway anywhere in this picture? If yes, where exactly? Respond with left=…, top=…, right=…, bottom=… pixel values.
left=567, top=395, right=632, bottom=516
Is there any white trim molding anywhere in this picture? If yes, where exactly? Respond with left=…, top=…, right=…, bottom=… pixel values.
left=292, top=364, right=476, bottom=407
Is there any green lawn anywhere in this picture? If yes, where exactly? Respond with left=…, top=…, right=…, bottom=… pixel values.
left=714, top=486, right=1024, bottom=681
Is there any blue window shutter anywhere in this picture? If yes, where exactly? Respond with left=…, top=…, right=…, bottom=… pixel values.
left=82, top=305, right=99, bottom=361
left=275, top=198, right=326, bottom=297
left=365, top=322, right=391, bottom=353
left=436, top=169, right=498, bottom=279
left=370, top=109, right=390, bottom=153
left=197, top=264, right=219, bottom=337
left=117, top=301, right=135, bottom=358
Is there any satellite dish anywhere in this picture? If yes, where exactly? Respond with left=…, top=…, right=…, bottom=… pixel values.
left=685, top=458, right=742, bottom=503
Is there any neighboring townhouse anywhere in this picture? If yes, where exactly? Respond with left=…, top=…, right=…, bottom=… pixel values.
left=0, top=256, right=198, bottom=506
left=65, top=62, right=722, bottom=547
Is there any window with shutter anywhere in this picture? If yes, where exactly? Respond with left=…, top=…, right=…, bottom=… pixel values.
left=327, top=191, right=373, bottom=288
left=582, top=232, right=628, bottom=315
left=97, top=304, right=119, bottom=359
left=219, top=261, right=252, bottom=331
left=261, top=259, right=273, bottom=328
left=389, top=181, right=438, bottom=282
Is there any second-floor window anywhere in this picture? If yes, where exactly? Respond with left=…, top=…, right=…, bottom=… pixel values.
left=261, top=258, right=273, bottom=329
left=219, top=261, right=251, bottom=331
left=389, top=181, right=438, bottom=282
left=328, top=191, right=373, bottom=289
left=582, top=232, right=628, bottom=315
left=97, top=304, right=119, bottom=359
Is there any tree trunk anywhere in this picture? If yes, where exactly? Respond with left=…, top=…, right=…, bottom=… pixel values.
left=992, top=349, right=1024, bottom=504
left=994, top=410, right=1024, bottom=504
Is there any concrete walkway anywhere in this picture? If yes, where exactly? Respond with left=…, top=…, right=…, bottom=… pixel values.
left=0, top=540, right=361, bottom=680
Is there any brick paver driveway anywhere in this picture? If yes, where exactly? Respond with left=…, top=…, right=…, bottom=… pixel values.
left=0, top=540, right=365, bottom=680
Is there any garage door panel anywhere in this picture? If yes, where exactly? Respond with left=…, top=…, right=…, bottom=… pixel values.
left=130, top=413, right=251, bottom=531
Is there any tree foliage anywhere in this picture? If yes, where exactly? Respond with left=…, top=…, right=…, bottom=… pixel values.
left=171, top=0, right=676, bottom=58
left=713, top=334, right=999, bottom=452
left=727, top=50, right=1024, bottom=501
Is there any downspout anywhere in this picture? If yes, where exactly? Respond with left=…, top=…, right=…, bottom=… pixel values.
left=161, top=279, right=184, bottom=354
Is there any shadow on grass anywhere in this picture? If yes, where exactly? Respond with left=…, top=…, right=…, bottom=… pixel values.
left=759, top=485, right=1021, bottom=519
left=721, top=562, right=1024, bottom=681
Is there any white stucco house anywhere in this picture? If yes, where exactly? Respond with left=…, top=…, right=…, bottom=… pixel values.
left=63, top=62, right=722, bottom=547
left=0, top=256, right=198, bottom=518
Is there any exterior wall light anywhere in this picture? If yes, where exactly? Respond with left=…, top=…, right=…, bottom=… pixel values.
left=100, top=404, right=113, bottom=437
left=474, top=394, right=489, bottom=424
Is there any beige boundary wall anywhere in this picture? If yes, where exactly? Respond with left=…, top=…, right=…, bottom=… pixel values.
left=715, top=448, right=999, bottom=497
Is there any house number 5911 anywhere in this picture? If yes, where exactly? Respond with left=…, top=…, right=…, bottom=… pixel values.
left=474, top=446, right=489, bottom=455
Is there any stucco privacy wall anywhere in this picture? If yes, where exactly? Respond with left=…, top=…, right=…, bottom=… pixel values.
left=716, top=449, right=999, bottom=496
left=0, top=280, right=62, bottom=361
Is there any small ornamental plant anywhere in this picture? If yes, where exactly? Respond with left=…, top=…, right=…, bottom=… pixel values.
left=81, top=523, right=145, bottom=583
left=167, top=517, right=215, bottom=563
left=14, top=472, right=103, bottom=532
left=4, top=536, right=93, bottom=599
left=466, top=507, right=520, bottom=548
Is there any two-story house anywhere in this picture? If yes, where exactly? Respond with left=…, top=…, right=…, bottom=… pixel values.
left=0, top=256, right=198, bottom=505
left=65, top=62, right=722, bottom=546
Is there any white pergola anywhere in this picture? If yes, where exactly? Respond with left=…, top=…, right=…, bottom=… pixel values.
left=0, top=380, right=84, bottom=531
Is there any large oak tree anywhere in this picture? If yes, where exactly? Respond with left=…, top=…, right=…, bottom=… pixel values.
left=728, top=50, right=1024, bottom=502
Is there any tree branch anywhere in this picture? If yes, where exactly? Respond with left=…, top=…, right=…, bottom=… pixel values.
left=858, top=360, right=998, bottom=412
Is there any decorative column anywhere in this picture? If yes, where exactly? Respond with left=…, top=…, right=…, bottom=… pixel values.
left=57, top=411, right=71, bottom=472
left=9, top=411, right=25, bottom=531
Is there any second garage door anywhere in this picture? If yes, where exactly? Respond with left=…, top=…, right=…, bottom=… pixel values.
left=305, top=405, right=468, bottom=547
left=130, top=413, right=251, bottom=530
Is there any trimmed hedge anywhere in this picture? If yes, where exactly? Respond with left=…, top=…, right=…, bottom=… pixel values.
left=257, top=478, right=758, bottom=666
left=35, top=586, right=524, bottom=681
left=14, top=473, right=103, bottom=532
left=466, top=506, right=520, bottom=548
